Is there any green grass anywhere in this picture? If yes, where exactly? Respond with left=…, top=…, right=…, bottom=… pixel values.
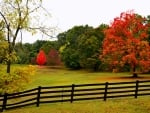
left=28, top=66, right=150, bottom=88
left=2, top=65, right=150, bottom=113
left=3, top=97, right=150, bottom=113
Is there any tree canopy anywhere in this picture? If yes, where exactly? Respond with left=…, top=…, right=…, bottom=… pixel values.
left=36, top=50, right=47, bottom=65
left=59, top=24, right=107, bottom=70
left=101, top=11, right=150, bottom=76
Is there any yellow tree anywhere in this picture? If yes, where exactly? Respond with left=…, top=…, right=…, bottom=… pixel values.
left=0, top=0, right=55, bottom=73
left=0, top=28, right=8, bottom=63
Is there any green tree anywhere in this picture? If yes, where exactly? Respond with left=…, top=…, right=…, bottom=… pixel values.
left=15, top=43, right=32, bottom=64
left=77, top=24, right=108, bottom=71
left=41, top=41, right=58, bottom=54
left=57, top=32, right=67, bottom=49
left=32, top=40, right=47, bottom=53
left=60, top=25, right=92, bottom=69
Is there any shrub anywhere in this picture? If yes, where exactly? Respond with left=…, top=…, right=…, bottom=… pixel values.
left=0, top=65, right=35, bottom=94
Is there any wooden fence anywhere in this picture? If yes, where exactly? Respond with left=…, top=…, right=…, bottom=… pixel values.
left=1, top=80, right=150, bottom=112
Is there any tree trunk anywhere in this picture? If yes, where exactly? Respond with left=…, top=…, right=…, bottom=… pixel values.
left=132, top=66, right=138, bottom=78
left=7, top=60, right=11, bottom=73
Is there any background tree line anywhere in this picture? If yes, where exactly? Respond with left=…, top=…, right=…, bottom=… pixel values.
left=10, top=24, right=108, bottom=71
left=1, top=12, right=150, bottom=73
left=15, top=40, right=61, bottom=65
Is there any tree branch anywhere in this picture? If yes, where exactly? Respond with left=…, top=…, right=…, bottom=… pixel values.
left=28, top=26, right=57, bottom=38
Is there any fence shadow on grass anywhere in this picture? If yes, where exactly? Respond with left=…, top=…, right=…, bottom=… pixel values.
left=1, top=80, right=150, bottom=112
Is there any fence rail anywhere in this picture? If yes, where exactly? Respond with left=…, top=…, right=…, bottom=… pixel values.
left=1, top=80, right=150, bottom=112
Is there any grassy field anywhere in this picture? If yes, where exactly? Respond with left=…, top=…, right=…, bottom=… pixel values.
left=2, top=65, right=150, bottom=113
left=3, top=97, right=150, bottom=113
left=27, top=66, right=150, bottom=88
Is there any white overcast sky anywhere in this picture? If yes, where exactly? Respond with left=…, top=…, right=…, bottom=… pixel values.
left=22, top=0, right=150, bottom=43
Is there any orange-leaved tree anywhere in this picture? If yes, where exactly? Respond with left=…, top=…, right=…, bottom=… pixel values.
left=100, top=11, right=150, bottom=77
left=36, top=50, right=47, bottom=66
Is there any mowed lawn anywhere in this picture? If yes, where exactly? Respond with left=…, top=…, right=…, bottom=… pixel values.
left=28, top=66, right=150, bottom=88
left=3, top=65, right=150, bottom=113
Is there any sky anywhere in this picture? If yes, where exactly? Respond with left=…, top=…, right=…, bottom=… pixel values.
left=22, top=0, right=150, bottom=43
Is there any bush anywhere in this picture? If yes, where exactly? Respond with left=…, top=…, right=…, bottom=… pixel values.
left=0, top=65, right=35, bottom=94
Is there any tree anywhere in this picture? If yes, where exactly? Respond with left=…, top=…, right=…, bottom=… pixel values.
left=77, top=24, right=108, bottom=71
left=41, top=41, right=59, bottom=54
left=57, top=32, right=67, bottom=49
left=15, top=43, right=31, bottom=64
left=0, top=65, right=35, bottom=94
left=47, top=49, right=61, bottom=66
left=60, top=25, right=92, bottom=69
left=146, top=15, right=150, bottom=43
left=36, top=50, right=47, bottom=66
left=0, top=0, right=54, bottom=73
left=0, top=29, right=8, bottom=63
left=58, top=24, right=108, bottom=70
left=101, top=11, right=150, bottom=77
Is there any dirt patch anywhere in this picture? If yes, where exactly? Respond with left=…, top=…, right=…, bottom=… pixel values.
left=43, top=66, right=64, bottom=69
left=98, top=76, right=150, bottom=82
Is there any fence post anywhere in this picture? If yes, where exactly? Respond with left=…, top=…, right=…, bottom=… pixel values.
left=135, top=80, right=139, bottom=99
left=71, top=84, right=75, bottom=103
left=1, top=93, right=7, bottom=112
left=36, top=86, right=41, bottom=107
left=104, top=82, right=108, bottom=101
left=61, top=87, right=64, bottom=103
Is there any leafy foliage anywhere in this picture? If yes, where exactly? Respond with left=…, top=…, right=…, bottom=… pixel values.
left=47, top=49, right=61, bottom=66
left=0, top=30, right=8, bottom=63
left=29, top=40, right=48, bottom=64
left=59, top=24, right=107, bottom=70
left=0, top=30, right=17, bottom=64
left=60, top=25, right=92, bottom=69
left=77, top=24, right=108, bottom=71
left=61, top=47, right=81, bottom=69
left=15, top=43, right=31, bottom=64
left=0, top=65, right=35, bottom=94
left=101, top=11, right=150, bottom=74
left=41, top=41, right=59, bottom=54
left=36, top=50, right=47, bottom=65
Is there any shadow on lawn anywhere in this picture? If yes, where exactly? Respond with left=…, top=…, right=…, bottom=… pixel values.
left=103, top=75, right=150, bottom=82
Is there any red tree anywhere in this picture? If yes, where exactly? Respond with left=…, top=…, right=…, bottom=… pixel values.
left=47, top=49, right=61, bottom=65
left=36, top=50, right=47, bottom=66
left=100, top=11, right=150, bottom=77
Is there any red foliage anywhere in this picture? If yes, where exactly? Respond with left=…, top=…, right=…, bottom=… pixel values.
left=36, top=50, right=47, bottom=65
left=47, top=49, right=61, bottom=65
left=101, top=11, right=150, bottom=73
